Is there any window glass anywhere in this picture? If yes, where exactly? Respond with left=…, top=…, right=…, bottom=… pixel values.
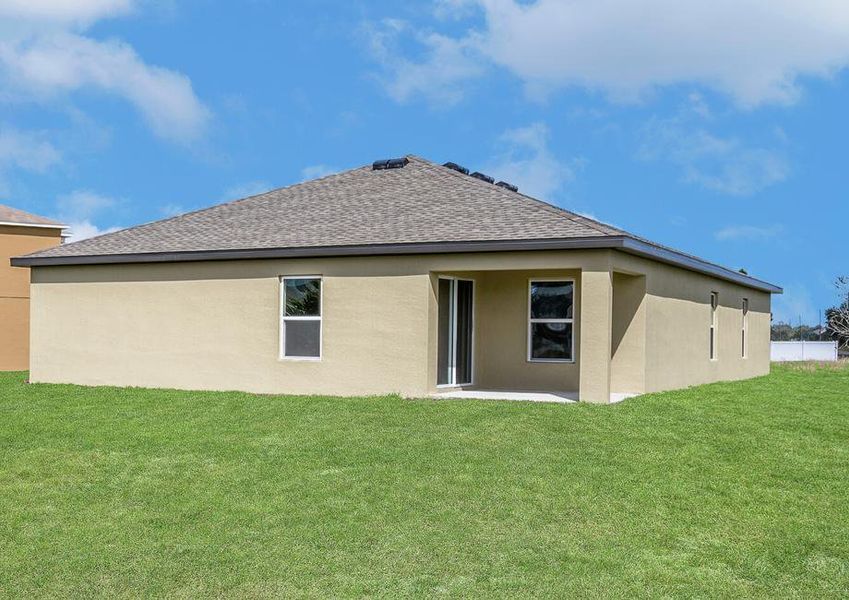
left=284, top=320, right=321, bottom=358
left=530, top=322, right=573, bottom=360
left=285, top=278, right=321, bottom=316
left=710, top=292, right=718, bottom=360
left=282, top=277, right=322, bottom=359
left=529, top=280, right=574, bottom=361
left=530, top=281, right=573, bottom=319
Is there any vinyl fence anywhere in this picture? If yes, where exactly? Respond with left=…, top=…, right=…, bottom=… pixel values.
left=770, top=341, right=838, bottom=362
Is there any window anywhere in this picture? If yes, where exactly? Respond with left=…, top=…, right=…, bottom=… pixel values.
left=528, top=280, right=574, bottom=361
left=742, top=298, right=749, bottom=358
left=709, top=292, right=718, bottom=360
left=281, top=277, right=321, bottom=359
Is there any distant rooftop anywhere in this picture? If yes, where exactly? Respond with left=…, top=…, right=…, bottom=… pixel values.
left=0, top=204, right=66, bottom=229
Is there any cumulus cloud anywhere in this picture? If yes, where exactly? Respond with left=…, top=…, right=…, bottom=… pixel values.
left=714, top=224, right=783, bottom=241
left=0, top=126, right=61, bottom=172
left=0, top=126, right=61, bottom=197
left=364, top=19, right=483, bottom=105
left=54, top=189, right=122, bottom=242
left=0, top=0, right=133, bottom=26
left=638, top=116, right=790, bottom=196
left=373, top=0, right=849, bottom=106
left=485, top=122, right=578, bottom=201
left=63, top=219, right=121, bottom=242
left=0, top=0, right=209, bottom=143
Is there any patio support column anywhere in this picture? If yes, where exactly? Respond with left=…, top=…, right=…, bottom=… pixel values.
left=579, top=269, right=613, bottom=403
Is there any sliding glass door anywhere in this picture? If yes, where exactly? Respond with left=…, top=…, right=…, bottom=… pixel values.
left=438, top=278, right=474, bottom=386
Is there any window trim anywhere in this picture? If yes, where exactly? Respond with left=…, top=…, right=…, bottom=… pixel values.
left=527, top=278, right=576, bottom=364
left=709, top=291, right=719, bottom=361
left=280, top=275, right=323, bottom=361
left=742, top=298, right=749, bottom=359
left=436, top=275, right=476, bottom=388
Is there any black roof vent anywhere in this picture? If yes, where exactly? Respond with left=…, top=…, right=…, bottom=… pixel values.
left=470, top=171, right=495, bottom=184
left=495, top=181, right=518, bottom=192
left=373, top=157, right=409, bottom=170
left=443, top=161, right=469, bottom=175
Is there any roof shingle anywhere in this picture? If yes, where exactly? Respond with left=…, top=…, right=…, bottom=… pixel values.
left=12, top=156, right=781, bottom=294
left=23, top=156, right=625, bottom=259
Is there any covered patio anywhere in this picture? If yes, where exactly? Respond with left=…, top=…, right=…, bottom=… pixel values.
left=429, top=260, right=647, bottom=404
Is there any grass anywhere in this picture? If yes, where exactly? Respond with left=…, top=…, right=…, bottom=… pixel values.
left=1, top=365, right=848, bottom=598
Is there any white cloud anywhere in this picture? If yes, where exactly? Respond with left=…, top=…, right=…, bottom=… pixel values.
left=221, top=180, right=271, bottom=201
left=0, top=1, right=209, bottom=144
left=300, top=165, right=336, bottom=181
left=433, top=0, right=479, bottom=21
left=638, top=116, right=789, bottom=195
left=54, top=189, right=122, bottom=242
left=63, top=219, right=121, bottom=242
left=0, top=126, right=61, bottom=171
left=376, top=0, right=849, bottom=106
left=485, top=122, right=577, bottom=200
left=715, top=224, right=783, bottom=241
left=0, top=0, right=133, bottom=26
left=56, top=189, right=115, bottom=218
left=365, top=19, right=483, bottom=105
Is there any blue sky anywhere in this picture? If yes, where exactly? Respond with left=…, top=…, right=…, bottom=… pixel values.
left=1, top=0, right=846, bottom=324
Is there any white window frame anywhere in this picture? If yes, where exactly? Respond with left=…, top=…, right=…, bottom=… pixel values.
left=742, top=298, right=749, bottom=359
left=527, top=278, right=576, bottom=363
left=710, top=291, right=719, bottom=361
left=280, top=275, right=323, bottom=361
left=436, top=276, right=476, bottom=388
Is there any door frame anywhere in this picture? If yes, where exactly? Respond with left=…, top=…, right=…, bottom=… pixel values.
left=436, top=275, right=476, bottom=388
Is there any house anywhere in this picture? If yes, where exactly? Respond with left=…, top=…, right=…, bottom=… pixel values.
left=12, top=157, right=782, bottom=403
left=1, top=205, right=66, bottom=371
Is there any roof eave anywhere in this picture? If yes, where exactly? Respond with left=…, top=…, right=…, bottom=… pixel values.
left=11, top=236, right=782, bottom=294
left=0, top=220, right=68, bottom=230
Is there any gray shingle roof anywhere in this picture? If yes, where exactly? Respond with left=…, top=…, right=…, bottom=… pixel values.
left=0, top=204, right=65, bottom=227
left=13, top=155, right=781, bottom=293
left=23, top=156, right=625, bottom=259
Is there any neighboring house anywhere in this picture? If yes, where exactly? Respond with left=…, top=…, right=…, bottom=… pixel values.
left=12, top=157, right=782, bottom=403
left=0, top=205, right=66, bottom=371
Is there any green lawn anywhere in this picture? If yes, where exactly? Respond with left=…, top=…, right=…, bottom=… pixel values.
left=1, top=365, right=848, bottom=598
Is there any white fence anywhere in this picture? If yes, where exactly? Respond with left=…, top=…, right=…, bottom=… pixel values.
left=771, top=341, right=838, bottom=362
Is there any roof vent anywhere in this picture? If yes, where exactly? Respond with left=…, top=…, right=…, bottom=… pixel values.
left=470, top=171, right=495, bottom=184
left=443, top=161, right=469, bottom=175
left=495, top=181, right=519, bottom=192
left=373, top=157, right=409, bottom=170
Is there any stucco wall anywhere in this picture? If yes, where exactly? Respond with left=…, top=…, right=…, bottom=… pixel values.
left=30, top=264, right=431, bottom=396
left=611, top=272, right=647, bottom=395
left=28, top=249, right=773, bottom=398
left=611, top=253, right=772, bottom=394
left=0, top=225, right=63, bottom=371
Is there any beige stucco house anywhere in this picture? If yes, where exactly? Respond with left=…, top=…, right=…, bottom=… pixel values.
left=13, top=157, right=781, bottom=403
left=1, top=205, right=66, bottom=371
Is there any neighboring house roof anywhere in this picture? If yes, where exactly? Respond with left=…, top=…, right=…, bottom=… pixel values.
left=0, top=204, right=66, bottom=229
left=12, top=156, right=781, bottom=293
